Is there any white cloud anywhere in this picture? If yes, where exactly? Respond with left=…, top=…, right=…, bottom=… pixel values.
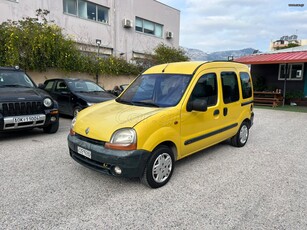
left=159, top=0, right=307, bottom=52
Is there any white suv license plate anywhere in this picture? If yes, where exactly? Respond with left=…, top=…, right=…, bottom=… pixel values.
left=14, top=115, right=40, bottom=123
left=77, top=146, right=92, bottom=159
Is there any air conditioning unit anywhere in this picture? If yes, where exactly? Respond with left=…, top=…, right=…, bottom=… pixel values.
left=123, top=19, right=133, bottom=28
left=166, top=31, right=173, bottom=39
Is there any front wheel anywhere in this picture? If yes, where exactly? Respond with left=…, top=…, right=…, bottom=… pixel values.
left=231, top=121, right=249, bottom=147
left=73, top=106, right=82, bottom=117
left=43, top=120, right=59, bottom=134
left=141, top=145, right=174, bottom=188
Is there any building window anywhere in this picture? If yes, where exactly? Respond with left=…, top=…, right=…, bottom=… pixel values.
left=278, top=63, right=304, bottom=80
left=64, top=0, right=77, bottom=15
left=135, top=17, right=163, bottom=38
left=63, top=0, right=109, bottom=23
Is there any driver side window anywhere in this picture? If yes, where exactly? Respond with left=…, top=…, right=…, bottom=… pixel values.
left=189, top=73, right=218, bottom=107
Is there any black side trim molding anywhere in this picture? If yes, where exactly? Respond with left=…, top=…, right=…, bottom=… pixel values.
left=184, top=123, right=238, bottom=145
left=241, top=100, right=253, bottom=106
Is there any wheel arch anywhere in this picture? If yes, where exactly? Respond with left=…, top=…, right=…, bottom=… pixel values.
left=153, top=141, right=178, bottom=161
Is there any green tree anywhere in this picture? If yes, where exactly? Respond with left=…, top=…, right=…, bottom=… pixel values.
left=133, top=43, right=190, bottom=70
left=0, top=9, right=82, bottom=71
left=0, top=10, right=188, bottom=76
left=275, top=43, right=300, bottom=50
left=153, top=43, right=189, bottom=64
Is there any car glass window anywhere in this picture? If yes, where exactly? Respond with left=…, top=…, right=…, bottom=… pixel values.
left=44, top=81, right=55, bottom=91
left=189, top=73, right=217, bottom=107
left=221, top=72, right=239, bottom=104
left=0, top=71, right=34, bottom=88
left=67, top=81, right=105, bottom=92
left=118, top=74, right=191, bottom=107
left=55, top=81, right=69, bottom=92
left=240, top=72, right=252, bottom=99
left=84, top=81, right=105, bottom=92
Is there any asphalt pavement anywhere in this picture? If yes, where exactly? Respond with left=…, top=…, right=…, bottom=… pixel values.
left=1, top=108, right=307, bottom=229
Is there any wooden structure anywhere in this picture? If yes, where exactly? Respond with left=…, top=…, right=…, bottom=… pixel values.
left=254, top=91, right=283, bottom=107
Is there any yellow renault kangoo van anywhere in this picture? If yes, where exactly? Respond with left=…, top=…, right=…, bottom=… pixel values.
left=68, top=61, right=254, bottom=188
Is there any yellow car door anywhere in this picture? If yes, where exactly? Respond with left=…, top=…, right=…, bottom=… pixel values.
left=179, top=70, right=223, bottom=158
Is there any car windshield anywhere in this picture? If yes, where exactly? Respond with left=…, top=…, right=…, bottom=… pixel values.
left=117, top=74, right=191, bottom=107
left=0, top=71, right=35, bottom=88
left=67, top=80, right=105, bottom=92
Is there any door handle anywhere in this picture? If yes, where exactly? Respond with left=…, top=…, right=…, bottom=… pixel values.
left=213, top=109, right=220, bottom=116
left=223, top=108, right=228, bottom=116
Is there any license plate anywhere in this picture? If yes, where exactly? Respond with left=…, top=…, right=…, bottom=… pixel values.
left=14, top=115, right=40, bottom=123
left=77, top=146, right=91, bottom=159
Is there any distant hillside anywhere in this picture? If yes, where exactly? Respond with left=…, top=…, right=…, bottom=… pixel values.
left=183, top=47, right=256, bottom=61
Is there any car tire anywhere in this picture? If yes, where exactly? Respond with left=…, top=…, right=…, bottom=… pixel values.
left=141, top=145, right=174, bottom=188
left=73, top=106, right=82, bottom=117
left=43, top=120, right=59, bottom=134
left=231, top=121, right=249, bottom=147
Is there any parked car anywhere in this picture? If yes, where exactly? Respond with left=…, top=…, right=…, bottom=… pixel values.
left=108, top=84, right=129, bottom=96
left=68, top=61, right=254, bottom=188
left=40, top=78, right=116, bottom=117
left=0, top=66, right=59, bottom=133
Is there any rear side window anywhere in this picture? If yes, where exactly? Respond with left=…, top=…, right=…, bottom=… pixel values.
left=240, top=72, right=252, bottom=99
left=55, top=81, right=69, bottom=92
left=221, top=72, right=239, bottom=104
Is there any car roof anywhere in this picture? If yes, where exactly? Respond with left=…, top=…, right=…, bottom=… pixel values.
left=0, top=66, right=24, bottom=71
left=143, top=61, right=248, bottom=75
left=45, top=78, right=93, bottom=82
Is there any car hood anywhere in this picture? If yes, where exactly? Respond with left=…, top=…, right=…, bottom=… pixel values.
left=74, top=100, right=164, bottom=141
left=74, top=91, right=116, bottom=103
left=0, top=87, right=51, bottom=102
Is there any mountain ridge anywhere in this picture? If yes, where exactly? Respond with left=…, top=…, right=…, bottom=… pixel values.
left=182, top=47, right=256, bottom=61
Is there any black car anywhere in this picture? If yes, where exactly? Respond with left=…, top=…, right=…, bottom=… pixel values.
left=0, top=66, right=59, bottom=133
left=40, top=78, right=116, bottom=117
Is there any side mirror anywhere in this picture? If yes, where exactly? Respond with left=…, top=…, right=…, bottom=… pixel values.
left=187, top=99, right=208, bottom=112
left=38, top=83, right=45, bottom=89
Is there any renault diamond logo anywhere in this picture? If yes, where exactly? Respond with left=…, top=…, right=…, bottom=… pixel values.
left=85, top=127, right=90, bottom=135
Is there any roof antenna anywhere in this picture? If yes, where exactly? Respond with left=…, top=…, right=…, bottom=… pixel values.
left=162, top=63, right=169, bottom=72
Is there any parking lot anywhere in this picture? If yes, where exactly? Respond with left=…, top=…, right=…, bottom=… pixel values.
left=1, top=108, right=307, bottom=229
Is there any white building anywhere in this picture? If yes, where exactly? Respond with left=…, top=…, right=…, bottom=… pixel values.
left=0, top=0, right=180, bottom=61
left=269, top=35, right=307, bottom=51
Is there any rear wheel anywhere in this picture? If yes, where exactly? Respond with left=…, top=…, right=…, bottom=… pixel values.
left=231, top=121, right=249, bottom=147
left=141, top=145, right=174, bottom=188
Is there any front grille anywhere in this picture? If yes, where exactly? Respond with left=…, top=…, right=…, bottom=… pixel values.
left=1, top=101, right=44, bottom=116
left=75, top=133, right=106, bottom=146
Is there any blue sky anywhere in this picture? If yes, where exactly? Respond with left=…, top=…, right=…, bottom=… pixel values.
left=158, top=0, right=307, bottom=53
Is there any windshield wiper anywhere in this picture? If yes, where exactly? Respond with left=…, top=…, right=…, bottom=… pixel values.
left=131, top=101, right=160, bottom=107
left=1, top=84, right=30, bottom=88
left=116, top=98, right=134, bottom=105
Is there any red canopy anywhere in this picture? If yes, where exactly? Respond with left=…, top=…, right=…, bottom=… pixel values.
left=235, top=51, right=307, bottom=64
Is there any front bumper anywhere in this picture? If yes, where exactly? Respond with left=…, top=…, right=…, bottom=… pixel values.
left=67, top=134, right=151, bottom=178
left=0, top=110, right=59, bottom=131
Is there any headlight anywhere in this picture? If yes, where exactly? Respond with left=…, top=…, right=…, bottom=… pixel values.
left=105, top=128, right=137, bottom=150
left=43, top=97, right=53, bottom=108
left=87, top=102, right=96, bottom=106
left=70, top=116, right=77, bottom=136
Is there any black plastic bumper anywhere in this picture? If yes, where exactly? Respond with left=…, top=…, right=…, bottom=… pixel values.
left=67, top=134, right=151, bottom=178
